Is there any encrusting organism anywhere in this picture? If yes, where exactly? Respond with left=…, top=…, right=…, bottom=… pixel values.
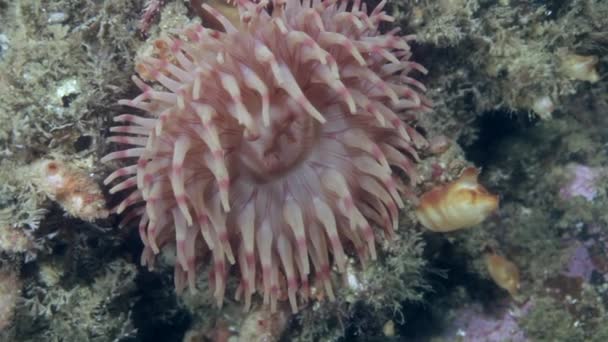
left=103, top=0, right=430, bottom=313
left=32, top=159, right=109, bottom=222
left=0, top=224, right=35, bottom=255
left=0, top=266, right=20, bottom=332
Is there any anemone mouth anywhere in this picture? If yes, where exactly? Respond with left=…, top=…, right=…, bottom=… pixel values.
left=238, top=102, right=321, bottom=183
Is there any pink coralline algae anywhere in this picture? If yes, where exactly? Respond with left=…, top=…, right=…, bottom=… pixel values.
left=559, top=164, right=600, bottom=202
left=103, top=0, right=430, bottom=312
left=562, top=243, right=596, bottom=282
left=443, top=302, right=531, bottom=342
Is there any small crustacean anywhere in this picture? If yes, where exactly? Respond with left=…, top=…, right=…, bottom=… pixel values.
left=485, top=253, right=520, bottom=297
left=415, top=167, right=499, bottom=232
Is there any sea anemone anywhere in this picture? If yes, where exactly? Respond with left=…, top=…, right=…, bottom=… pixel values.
left=103, top=0, right=430, bottom=313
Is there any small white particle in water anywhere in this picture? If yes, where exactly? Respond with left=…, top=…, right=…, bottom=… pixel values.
left=46, top=173, right=66, bottom=188
left=56, top=79, right=80, bottom=99
left=532, top=95, right=555, bottom=119
left=0, top=34, right=9, bottom=56
left=48, top=12, right=68, bottom=24
left=347, top=272, right=361, bottom=291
